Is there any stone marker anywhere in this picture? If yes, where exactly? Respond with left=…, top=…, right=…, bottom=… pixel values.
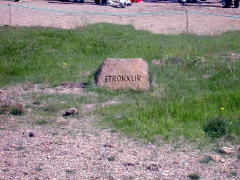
left=96, top=58, right=150, bottom=90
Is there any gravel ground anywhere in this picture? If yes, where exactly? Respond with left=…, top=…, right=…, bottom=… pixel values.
left=0, top=0, right=240, bottom=34
left=0, top=84, right=240, bottom=180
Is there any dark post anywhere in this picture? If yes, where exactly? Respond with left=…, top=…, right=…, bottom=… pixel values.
left=8, top=4, right=12, bottom=26
left=185, top=10, right=189, bottom=33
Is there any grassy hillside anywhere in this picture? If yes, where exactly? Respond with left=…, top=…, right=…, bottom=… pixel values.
left=0, top=24, right=240, bottom=145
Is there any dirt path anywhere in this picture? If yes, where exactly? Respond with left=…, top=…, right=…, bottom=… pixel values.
left=1, top=119, right=239, bottom=180
left=0, top=0, right=240, bottom=34
left=0, top=84, right=240, bottom=179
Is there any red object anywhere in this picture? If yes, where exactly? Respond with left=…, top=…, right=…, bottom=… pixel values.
left=131, top=0, right=142, bottom=2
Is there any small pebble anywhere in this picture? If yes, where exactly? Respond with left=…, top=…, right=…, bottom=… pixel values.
left=28, top=132, right=34, bottom=137
left=146, top=164, right=160, bottom=171
left=63, top=108, right=77, bottom=116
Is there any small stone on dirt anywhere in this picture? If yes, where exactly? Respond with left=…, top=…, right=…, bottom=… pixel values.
left=123, top=162, right=135, bottom=166
left=63, top=108, right=78, bottom=116
left=105, top=176, right=115, bottom=180
left=229, top=52, right=240, bottom=59
left=220, top=147, right=235, bottom=154
left=146, top=163, right=160, bottom=171
left=65, top=169, right=76, bottom=174
left=103, top=143, right=114, bottom=148
left=28, top=132, right=34, bottom=137
left=15, top=146, right=25, bottom=151
left=2, top=147, right=10, bottom=151
left=209, top=154, right=225, bottom=163
left=107, top=156, right=116, bottom=161
left=60, top=82, right=87, bottom=88
left=202, top=74, right=212, bottom=79
left=151, top=59, right=165, bottom=65
left=56, top=117, right=70, bottom=125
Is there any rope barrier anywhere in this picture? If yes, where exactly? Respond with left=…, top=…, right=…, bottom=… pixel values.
left=0, top=4, right=9, bottom=7
left=0, top=3, right=240, bottom=18
left=188, top=10, right=240, bottom=18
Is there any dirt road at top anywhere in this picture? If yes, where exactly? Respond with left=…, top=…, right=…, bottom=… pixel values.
left=0, top=0, right=240, bottom=34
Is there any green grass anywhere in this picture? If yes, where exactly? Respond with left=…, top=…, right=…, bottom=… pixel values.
left=98, top=89, right=240, bottom=143
left=188, top=173, right=200, bottom=180
left=35, top=119, right=49, bottom=125
left=9, top=107, right=24, bottom=116
left=1, top=24, right=239, bottom=86
left=1, top=24, right=240, bottom=145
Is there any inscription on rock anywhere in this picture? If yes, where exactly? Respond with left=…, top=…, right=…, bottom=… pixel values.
left=104, top=75, right=142, bottom=82
left=96, top=58, right=150, bottom=90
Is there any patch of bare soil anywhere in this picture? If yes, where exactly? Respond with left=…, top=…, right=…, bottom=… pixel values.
left=0, top=84, right=240, bottom=179
left=0, top=0, right=240, bottom=34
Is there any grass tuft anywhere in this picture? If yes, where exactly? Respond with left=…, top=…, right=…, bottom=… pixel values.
left=9, top=107, right=24, bottom=116
left=32, top=100, right=41, bottom=105
left=35, top=119, right=48, bottom=125
left=188, top=173, right=200, bottom=180
left=203, top=116, right=228, bottom=138
left=199, top=156, right=212, bottom=164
